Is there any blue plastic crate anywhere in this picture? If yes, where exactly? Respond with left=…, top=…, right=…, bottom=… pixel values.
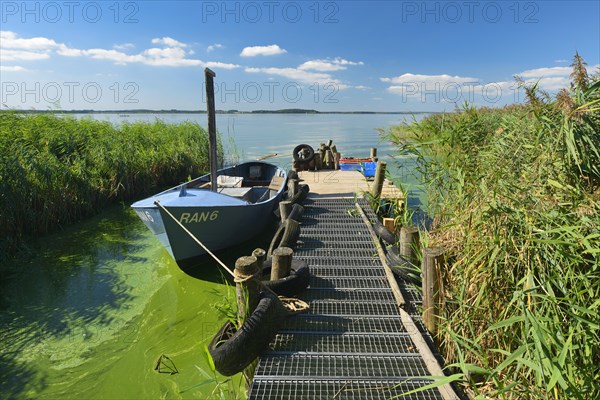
left=361, top=162, right=377, bottom=177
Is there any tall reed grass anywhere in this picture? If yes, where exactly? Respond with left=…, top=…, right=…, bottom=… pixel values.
left=385, top=54, right=599, bottom=399
left=0, top=112, right=221, bottom=256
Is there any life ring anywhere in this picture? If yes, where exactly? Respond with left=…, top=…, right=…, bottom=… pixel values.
left=268, top=218, right=300, bottom=255
left=373, top=219, right=397, bottom=244
left=292, top=144, right=315, bottom=163
left=208, top=290, right=287, bottom=376
left=261, top=258, right=310, bottom=296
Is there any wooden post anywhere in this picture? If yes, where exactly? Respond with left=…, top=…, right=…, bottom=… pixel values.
left=235, top=255, right=260, bottom=327
left=372, top=161, right=387, bottom=198
left=204, top=68, right=218, bottom=192
left=279, top=201, right=292, bottom=223
left=271, top=247, right=293, bottom=280
left=313, top=153, right=321, bottom=170
left=326, top=139, right=333, bottom=148
left=334, top=152, right=341, bottom=170
left=383, top=217, right=395, bottom=233
left=400, top=226, right=420, bottom=265
left=288, top=178, right=298, bottom=198
left=370, top=147, right=377, bottom=160
left=422, top=247, right=444, bottom=336
left=252, top=248, right=266, bottom=270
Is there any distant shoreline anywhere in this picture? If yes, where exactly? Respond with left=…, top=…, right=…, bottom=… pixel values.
left=3, top=109, right=438, bottom=115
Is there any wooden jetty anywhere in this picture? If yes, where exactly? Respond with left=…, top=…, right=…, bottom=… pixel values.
left=248, top=169, right=459, bottom=399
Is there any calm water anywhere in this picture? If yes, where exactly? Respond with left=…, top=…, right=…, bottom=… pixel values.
left=0, top=113, right=425, bottom=399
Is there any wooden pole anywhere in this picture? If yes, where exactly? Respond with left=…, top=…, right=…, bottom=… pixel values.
left=334, top=152, right=341, bottom=170
left=235, top=255, right=260, bottom=327
left=271, top=247, right=293, bottom=280
left=372, top=161, right=387, bottom=198
left=252, top=248, right=266, bottom=270
left=205, top=68, right=218, bottom=192
left=422, top=247, right=444, bottom=335
left=288, top=178, right=299, bottom=198
left=279, top=201, right=292, bottom=223
left=400, top=226, right=420, bottom=265
left=383, top=217, right=395, bottom=233
left=370, top=147, right=377, bottom=160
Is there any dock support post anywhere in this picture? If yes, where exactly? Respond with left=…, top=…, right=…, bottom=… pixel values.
left=400, top=226, right=420, bottom=265
left=271, top=247, right=293, bottom=280
left=252, top=248, right=266, bottom=270
left=288, top=179, right=298, bottom=198
left=234, top=256, right=260, bottom=328
left=204, top=68, right=218, bottom=192
left=372, top=161, right=387, bottom=198
left=370, top=147, right=377, bottom=160
left=279, top=201, right=292, bottom=223
left=422, top=247, right=444, bottom=336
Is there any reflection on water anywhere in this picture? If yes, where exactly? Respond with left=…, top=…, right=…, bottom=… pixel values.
left=0, top=205, right=242, bottom=399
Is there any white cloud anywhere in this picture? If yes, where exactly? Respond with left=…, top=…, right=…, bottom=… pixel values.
left=518, top=67, right=571, bottom=78
left=354, top=85, right=370, bottom=90
left=113, top=43, right=135, bottom=51
left=0, top=65, right=27, bottom=72
left=207, top=43, right=223, bottom=52
left=151, top=37, right=187, bottom=48
left=299, top=57, right=364, bottom=72
left=381, top=73, right=479, bottom=86
left=0, top=31, right=239, bottom=69
left=240, top=44, right=287, bottom=57
left=245, top=66, right=347, bottom=88
left=0, top=49, right=50, bottom=61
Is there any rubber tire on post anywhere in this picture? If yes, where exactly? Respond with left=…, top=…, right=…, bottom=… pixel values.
left=261, top=259, right=310, bottom=297
left=386, top=246, right=422, bottom=285
left=268, top=218, right=301, bottom=255
left=208, top=290, right=288, bottom=376
left=373, top=219, right=397, bottom=245
left=292, top=144, right=315, bottom=164
left=287, top=203, right=304, bottom=222
left=287, top=184, right=309, bottom=204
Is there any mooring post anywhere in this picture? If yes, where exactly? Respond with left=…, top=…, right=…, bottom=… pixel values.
left=383, top=218, right=395, bottom=233
left=288, top=178, right=299, bottom=198
left=252, top=248, right=266, bottom=270
left=204, top=68, right=218, bottom=193
left=234, top=255, right=260, bottom=327
left=400, top=226, right=420, bottom=265
left=279, top=201, right=292, bottom=223
left=422, top=247, right=444, bottom=336
left=372, top=161, right=387, bottom=198
left=271, top=247, right=293, bottom=280
left=370, top=147, right=377, bottom=160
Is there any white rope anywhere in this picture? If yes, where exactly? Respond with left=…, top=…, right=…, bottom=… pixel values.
left=154, top=200, right=235, bottom=278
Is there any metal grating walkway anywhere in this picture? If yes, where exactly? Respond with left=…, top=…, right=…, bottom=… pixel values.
left=248, top=197, right=450, bottom=400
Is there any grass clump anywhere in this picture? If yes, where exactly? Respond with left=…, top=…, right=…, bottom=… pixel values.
left=0, top=113, right=222, bottom=256
left=385, top=53, right=599, bottom=399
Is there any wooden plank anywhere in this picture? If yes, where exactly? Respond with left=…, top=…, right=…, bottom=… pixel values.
left=268, top=176, right=285, bottom=190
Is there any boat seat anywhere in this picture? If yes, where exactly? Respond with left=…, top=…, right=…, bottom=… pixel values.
left=218, top=187, right=253, bottom=202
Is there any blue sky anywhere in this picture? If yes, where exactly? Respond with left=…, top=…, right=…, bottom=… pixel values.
left=1, top=0, right=599, bottom=111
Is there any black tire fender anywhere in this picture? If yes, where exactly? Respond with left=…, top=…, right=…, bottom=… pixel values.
left=288, top=184, right=309, bottom=204
left=373, top=219, right=397, bottom=244
left=262, top=259, right=310, bottom=297
left=208, top=290, right=287, bottom=376
left=287, top=203, right=304, bottom=222
left=268, top=218, right=301, bottom=255
left=292, top=144, right=315, bottom=163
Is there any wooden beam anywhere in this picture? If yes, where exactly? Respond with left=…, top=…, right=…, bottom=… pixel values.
left=205, top=68, right=218, bottom=192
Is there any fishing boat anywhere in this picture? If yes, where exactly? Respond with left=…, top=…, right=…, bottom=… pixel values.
left=131, top=161, right=287, bottom=264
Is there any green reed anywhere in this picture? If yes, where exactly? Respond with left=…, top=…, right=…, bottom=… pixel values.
left=0, top=112, right=222, bottom=256
left=383, top=54, right=599, bottom=399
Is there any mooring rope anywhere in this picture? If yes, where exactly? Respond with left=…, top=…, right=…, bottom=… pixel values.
left=155, top=200, right=309, bottom=314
